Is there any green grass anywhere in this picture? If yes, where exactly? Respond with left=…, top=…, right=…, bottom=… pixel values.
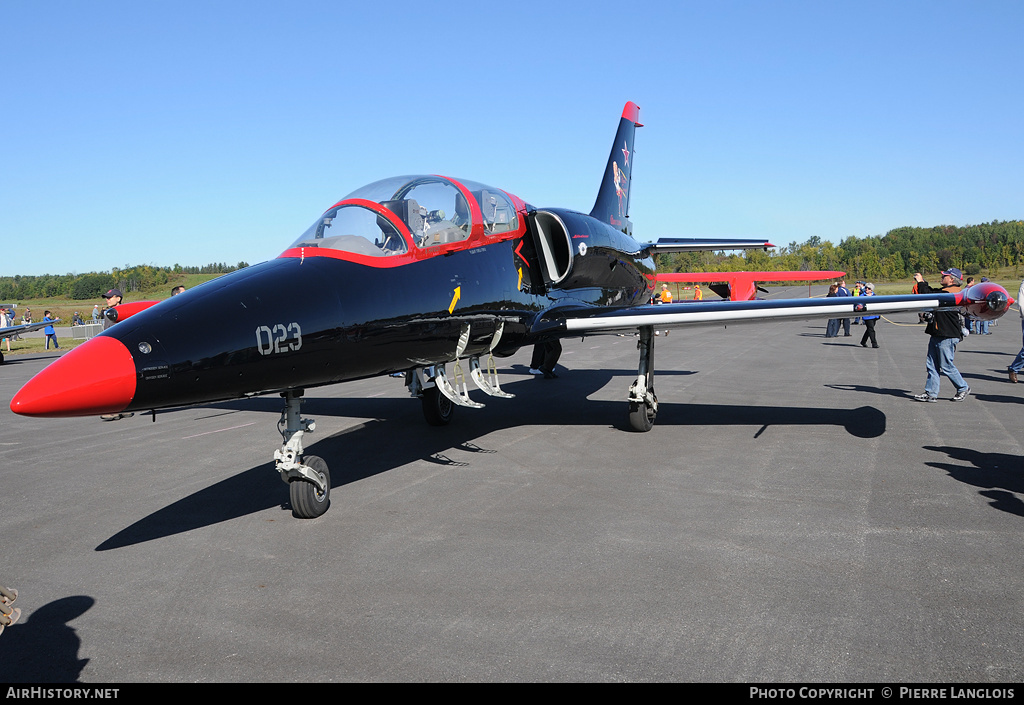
left=2, top=335, right=87, bottom=357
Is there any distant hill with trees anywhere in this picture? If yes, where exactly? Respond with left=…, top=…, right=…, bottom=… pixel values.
left=657, top=220, right=1024, bottom=281
left=0, top=262, right=249, bottom=301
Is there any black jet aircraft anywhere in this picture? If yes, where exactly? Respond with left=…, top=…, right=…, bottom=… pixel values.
left=10, top=102, right=1014, bottom=518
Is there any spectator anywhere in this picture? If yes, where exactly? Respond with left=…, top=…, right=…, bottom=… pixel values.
left=859, top=283, right=879, bottom=348
left=1006, top=279, right=1024, bottom=383
left=101, top=289, right=122, bottom=330
left=825, top=283, right=840, bottom=338
left=42, top=310, right=60, bottom=350
left=912, top=269, right=970, bottom=402
left=836, top=279, right=852, bottom=336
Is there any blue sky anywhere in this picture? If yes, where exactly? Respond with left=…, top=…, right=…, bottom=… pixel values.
left=2, top=0, right=1021, bottom=276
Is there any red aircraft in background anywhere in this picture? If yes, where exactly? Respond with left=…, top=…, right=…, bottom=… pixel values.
left=10, top=102, right=1014, bottom=519
left=658, top=271, right=846, bottom=302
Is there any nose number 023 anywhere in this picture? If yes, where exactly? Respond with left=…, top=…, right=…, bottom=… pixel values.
left=255, top=323, right=302, bottom=355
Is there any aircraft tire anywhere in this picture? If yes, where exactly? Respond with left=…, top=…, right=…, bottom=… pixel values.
left=628, top=401, right=655, bottom=432
left=422, top=387, right=454, bottom=426
left=290, top=455, right=331, bottom=519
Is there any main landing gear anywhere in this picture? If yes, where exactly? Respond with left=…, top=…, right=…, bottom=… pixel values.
left=274, top=390, right=330, bottom=518
left=627, top=326, right=658, bottom=432
left=407, top=353, right=515, bottom=426
left=407, top=321, right=515, bottom=426
left=406, top=323, right=659, bottom=433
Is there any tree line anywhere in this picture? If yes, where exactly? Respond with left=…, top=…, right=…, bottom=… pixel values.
left=0, top=262, right=249, bottom=301
left=5, top=220, right=1022, bottom=299
left=657, top=220, right=1024, bottom=281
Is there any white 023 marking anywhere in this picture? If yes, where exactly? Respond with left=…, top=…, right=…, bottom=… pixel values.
left=255, top=322, right=302, bottom=355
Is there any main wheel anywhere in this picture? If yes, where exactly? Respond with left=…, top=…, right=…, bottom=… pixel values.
left=290, top=455, right=330, bottom=518
left=628, top=401, right=655, bottom=432
left=421, top=386, right=454, bottom=426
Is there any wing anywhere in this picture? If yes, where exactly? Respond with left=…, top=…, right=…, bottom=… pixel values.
left=532, top=284, right=1013, bottom=335
left=641, top=238, right=775, bottom=254
left=0, top=320, right=57, bottom=337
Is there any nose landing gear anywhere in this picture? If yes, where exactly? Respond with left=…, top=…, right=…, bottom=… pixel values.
left=274, top=390, right=331, bottom=518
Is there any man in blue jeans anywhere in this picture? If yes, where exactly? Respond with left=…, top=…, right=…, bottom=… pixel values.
left=836, top=279, right=852, bottom=336
left=912, top=269, right=969, bottom=402
left=1007, top=279, right=1024, bottom=383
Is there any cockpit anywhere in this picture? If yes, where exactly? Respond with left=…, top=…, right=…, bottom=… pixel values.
left=286, top=175, right=521, bottom=260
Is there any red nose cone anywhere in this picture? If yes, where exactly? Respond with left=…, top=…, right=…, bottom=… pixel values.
left=10, top=336, right=137, bottom=417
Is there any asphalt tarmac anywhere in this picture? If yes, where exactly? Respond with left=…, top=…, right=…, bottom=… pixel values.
left=1, top=305, right=1022, bottom=683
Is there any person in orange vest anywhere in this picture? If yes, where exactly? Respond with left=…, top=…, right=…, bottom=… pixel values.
left=659, top=284, right=673, bottom=303
left=693, top=284, right=703, bottom=301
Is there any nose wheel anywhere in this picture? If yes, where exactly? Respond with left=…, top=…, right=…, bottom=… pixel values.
left=289, top=454, right=330, bottom=518
left=628, top=398, right=657, bottom=432
left=275, top=390, right=331, bottom=518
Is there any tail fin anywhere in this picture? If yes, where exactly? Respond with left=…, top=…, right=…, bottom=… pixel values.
left=590, top=101, right=642, bottom=234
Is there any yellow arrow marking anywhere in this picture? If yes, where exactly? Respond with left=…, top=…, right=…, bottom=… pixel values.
left=517, top=267, right=523, bottom=289
left=448, top=286, right=461, bottom=313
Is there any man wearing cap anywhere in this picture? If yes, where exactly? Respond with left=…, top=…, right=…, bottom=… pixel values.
left=98, top=288, right=134, bottom=421
left=859, top=283, right=880, bottom=348
left=101, top=288, right=122, bottom=330
left=912, top=269, right=970, bottom=402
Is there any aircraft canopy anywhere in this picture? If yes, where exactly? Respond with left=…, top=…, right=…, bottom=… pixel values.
left=288, top=175, right=519, bottom=258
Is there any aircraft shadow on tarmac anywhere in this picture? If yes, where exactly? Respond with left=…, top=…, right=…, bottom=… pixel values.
left=0, top=596, right=93, bottom=682
left=95, top=368, right=886, bottom=551
left=824, top=383, right=918, bottom=399
left=958, top=349, right=1016, bottom=357
left=960, top=370, right=1024, bottom=388
left=924, top=445, right=1024, bottom=518
left=826, top=380, right=1024, bottom=404
left=972, top=391, right=1024, bottom=405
